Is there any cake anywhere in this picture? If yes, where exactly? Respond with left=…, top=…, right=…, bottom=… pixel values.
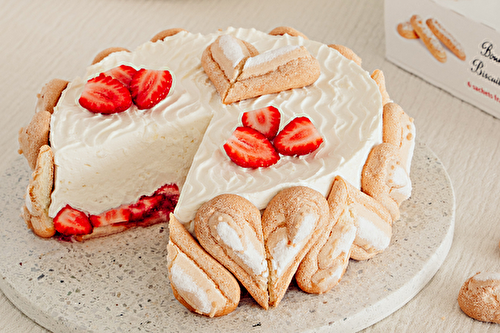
left=18, top=26, right=416, bottom=315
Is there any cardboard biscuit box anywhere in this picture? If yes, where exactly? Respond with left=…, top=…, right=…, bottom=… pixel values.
left=385, top=0, right=500, bottom=118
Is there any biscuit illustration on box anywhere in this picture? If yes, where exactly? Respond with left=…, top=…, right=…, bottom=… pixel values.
left=426, top=18, right=466, bottom=61
left=397, top=15, right=466, bottom=62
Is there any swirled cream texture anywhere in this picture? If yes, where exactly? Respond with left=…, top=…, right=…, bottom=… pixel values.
left=175, top=28, right=382, bottom=224
left=49, top=27, right=383, bottom=224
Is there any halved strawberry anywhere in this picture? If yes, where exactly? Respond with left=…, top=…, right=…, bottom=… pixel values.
left=53, top=205, right=93, bottom=236
left=89, top=205, right=131, bottom=228
left=273, top=116, right=323, bottom=156
left=241, top=106, right=281, bottom=139
left=223, top=127, right=280, bottom=168
left=104, top=64, right=137, bottom=88
left=79, top=73, right=132, bottom=114
left=130, top=68, right=173, bottom=110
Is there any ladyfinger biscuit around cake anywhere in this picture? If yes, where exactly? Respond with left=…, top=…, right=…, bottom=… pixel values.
left=262, top=186, right=329, bottom=307
left=410, top=15, right=447, bottom=63
left=168, top=214, right=240, bottom=317
left=194, top=194, right=269, bottom=309
left=397, top=21, right=419, bottom=39
left=91, top=47, right=130, bottom=65
left=328, top=44, right=362, bottom=67
left=150, top=28, right=187, bottom=43
left=269, top=26, right=308, bottom=40
left=383, top=102, right=416, bottom=174
left=37, top=78, right=69, bottom=114
left=202, top=35, right=320, bottom=104
left=362, top=143, right=412, bottom=221
left=371, top=69, right=391, bottom=106
left=18, top=110, right=52, bottom=170
left=340, top=178, right=392, bottom=261
left=458, top=272, right=500, bottom=324
left=296, top=177, right=356, bottom=294
left=22, top=145, right=55, bottom=238
left=426, top=18, right=466, bottom=61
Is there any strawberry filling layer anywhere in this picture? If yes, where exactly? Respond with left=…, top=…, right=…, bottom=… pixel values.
left=53, top=184, right=179, bottom=238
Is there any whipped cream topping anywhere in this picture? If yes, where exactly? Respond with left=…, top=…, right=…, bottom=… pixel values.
left=49, top=27, right=383, bottom=225
left=474, top=272, right=500, bottom=282
left=176, top=28, right=382, bottom=225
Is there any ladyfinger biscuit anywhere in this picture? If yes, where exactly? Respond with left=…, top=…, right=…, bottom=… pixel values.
left=150, top=28, right=187, bottom=43
left=371, top=69, right=391, bottom=106
left=410, top=15, right=447, bottom=63
left=18, top=110, right=51, bottom=170
left=458, top=272, right=500, bottom=324
left=91, top=47, right=130, bottom=65
left=22, top=145, right=55, bottom=238
left=362, top=143, right=412, bottom=221
left=168, top=215, right=240, bottom=317
left=36, top=78, right=69, bottom=114
left=328, top=44, right=362, bottom=67
left=296, top=177, right=356, bottom=294
left=383, top=102, right=416, bottom=174
left=195, top=194, right=269, bottom=309
left=269, top=26, right=308, bottom=40
left=262, top=186, right=329, bottom=307
left=341, top=177, right=393, bottom=261
left=202, top=35, right=320, bottom=104
left=201, top=35, right=259, bottom=103
left=426, top=18, right=466, bottom=61
left=397, top=21, right=419, bottom=40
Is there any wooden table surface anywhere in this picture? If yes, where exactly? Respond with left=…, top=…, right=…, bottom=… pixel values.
left=1, top=0, right=499, bottom=331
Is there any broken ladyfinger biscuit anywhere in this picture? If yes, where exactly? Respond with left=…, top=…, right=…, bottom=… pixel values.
left=342, top=177, right=393, bottom=261
left=362, top=143, right=412, bottom=221
left=18, top=110, right=52, bottom=171
left=371, top=69, right=391, bottom=105
left=328, top=44, right=362, bottom=67
left=268, top=26, right=308, bottom=39
left=194, top=194, right=269, bottom=309
left=22, top=145, right=55, bottom=238
left=91, top=47, right=130, bottom=65
left=202, top=34, right=320, bottom=104
left=150, top=28, right=187, bottom=43
left=262, top=186, right=330, bottom=307
left=168, top=214, right=240, bottom=317
left=397, top=21, right=419, bottom=40
left=410, top=15, right=447, bottom=63
left=383, top=102, right=416, bottom=175
left=426, top=18, right=466, bottom=61
left=296, top=177, right=356, bottom=294
left=458, top=272, right=500, bottom=324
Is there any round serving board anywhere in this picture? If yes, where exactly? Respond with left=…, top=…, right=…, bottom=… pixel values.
left=0, top=142, right=454, bottom=333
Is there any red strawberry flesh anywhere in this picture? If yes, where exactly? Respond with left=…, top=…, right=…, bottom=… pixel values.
left=274, top=116, right=323, bottom=156
left=79, top=73, right=132, bottom=114
left=224, top=126, right=280, bottom=168
left=241, top=105, right=281, bottom=139
left=104, top=65, right=138, bottom=88
left=130, top=68, right=173, bottom=110
left=54, top=205, right=93, bottom=236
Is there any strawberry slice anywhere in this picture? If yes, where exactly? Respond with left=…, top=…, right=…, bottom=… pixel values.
left=223, top=127, right=280, bottom=168
left=79, top=73, right=132, bottom=114
left=53, top=205, right=93, bottom=236
left=130, top=68, right=173, bottom=110
left=104, top=64, right=137, bottom=88
left=273, top=116, right=323, bottom=156
left=154, top=183, right=180, bottom=199
left=128, top=194, right=164, bottom=221
left=89, top=205, right=131, bottom=228
left=241, top=106, right=281, bottom=139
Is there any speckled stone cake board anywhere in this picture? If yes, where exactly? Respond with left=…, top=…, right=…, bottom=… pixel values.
left=0, top=142, right=454, bottom=333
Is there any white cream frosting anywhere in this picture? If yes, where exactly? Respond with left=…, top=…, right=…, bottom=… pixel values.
left=48, top=27, right=383, bottom=224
